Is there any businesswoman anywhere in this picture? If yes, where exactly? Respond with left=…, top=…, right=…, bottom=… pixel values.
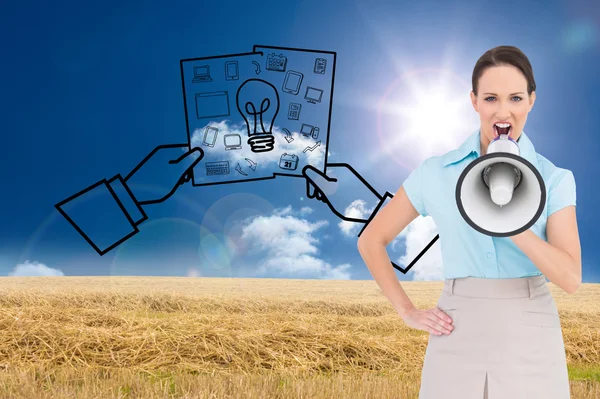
left=357, top=45, right=581, bottom=399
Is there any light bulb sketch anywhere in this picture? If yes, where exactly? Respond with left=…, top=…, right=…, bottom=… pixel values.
left=236, top=78, right=280, bottom=153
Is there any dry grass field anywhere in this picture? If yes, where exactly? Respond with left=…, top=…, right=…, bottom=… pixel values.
left=0, top=276, right=598, bottom=398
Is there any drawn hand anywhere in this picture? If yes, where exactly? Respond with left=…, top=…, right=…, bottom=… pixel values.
left=301, top=163, right=382, bottom=223
left=302, top=162, right=438, bottom=275
left=124, top=144, right=204, bottom=205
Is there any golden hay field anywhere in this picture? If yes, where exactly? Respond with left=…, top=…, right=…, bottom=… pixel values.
left=0, top=276, right=598, bottom=399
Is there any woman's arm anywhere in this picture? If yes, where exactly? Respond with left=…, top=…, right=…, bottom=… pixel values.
left=509, top=205, right=582, bottom=294
left=357, top=185, right=419, bottom=316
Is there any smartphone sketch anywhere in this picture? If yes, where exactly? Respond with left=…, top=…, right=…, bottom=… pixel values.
left=225, top=61, right=239, bottom=81
left=282, top=70, right=303, bottom=95
left=202, top=126, right=219, bottom=147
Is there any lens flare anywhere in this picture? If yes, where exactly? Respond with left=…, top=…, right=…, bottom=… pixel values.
left=376, top=67, right=479, bottom=171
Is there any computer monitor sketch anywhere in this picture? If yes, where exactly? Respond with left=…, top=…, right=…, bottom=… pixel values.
left=300, top=124, right=313, bottom=136
left=305, top=87, right=323, bottom=104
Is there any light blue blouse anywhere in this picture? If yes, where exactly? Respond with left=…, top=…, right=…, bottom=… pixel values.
left=402, top=129, right=577, bottom=279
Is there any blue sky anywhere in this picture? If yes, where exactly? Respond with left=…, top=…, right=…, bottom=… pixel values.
left=1, top=0, right=599, bottom=282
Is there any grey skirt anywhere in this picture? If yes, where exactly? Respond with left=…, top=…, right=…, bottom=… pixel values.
left=419, top=275, right=570, bottom=399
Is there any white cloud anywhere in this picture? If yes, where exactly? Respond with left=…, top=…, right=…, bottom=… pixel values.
left=396, top=216, right=443, bottom=281
left=272, top=205, right=294, bottom=217
left=311, top=193, right=440, bottom=281
left=272, top=205, right=314, bottom=218
left=239, top=208, right=352, bottom=279
left=336, top=200, right=402, bottom=252
left=9, top=260, right=64, bottom=277
left=299, top=206, right=313, bottom=216
left=261, top=255, right=351, bottom=280
left=338, top=199, right=375, bottom=237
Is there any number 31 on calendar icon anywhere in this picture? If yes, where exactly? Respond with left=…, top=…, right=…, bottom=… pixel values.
left=279, top=153, right=299, bottom=171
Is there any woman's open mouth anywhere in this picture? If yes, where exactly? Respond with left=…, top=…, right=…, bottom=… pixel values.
left=493, top=122, right=512, bottom=136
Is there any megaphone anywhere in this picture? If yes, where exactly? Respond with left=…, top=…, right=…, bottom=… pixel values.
left=455, top=133, right=546, bottom=237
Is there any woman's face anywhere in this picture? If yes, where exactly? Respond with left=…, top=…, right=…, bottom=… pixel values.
left=469, top=64, right=536, bottom=148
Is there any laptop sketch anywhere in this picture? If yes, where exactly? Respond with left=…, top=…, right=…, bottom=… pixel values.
left=224, top=134, right=242, bottom=150
left=193, top=65, right=213, bottom=83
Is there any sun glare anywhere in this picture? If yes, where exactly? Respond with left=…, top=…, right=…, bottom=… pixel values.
left=375, top=68, right=480, bottom=170
left=402, top=91, right=472, bottom=155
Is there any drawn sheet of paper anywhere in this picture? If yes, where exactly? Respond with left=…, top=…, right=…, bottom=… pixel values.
left=180, top=46, right=336, bottom=186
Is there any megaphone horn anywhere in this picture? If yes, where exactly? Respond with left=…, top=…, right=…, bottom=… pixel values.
left=455, top=133, right=546, bottom=237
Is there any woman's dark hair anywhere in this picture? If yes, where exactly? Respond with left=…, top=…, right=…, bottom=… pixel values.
left=472, top=45, right=536, bottom=96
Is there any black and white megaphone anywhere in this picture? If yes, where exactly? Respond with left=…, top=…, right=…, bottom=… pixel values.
left=455, top=133, right=546, bottom=237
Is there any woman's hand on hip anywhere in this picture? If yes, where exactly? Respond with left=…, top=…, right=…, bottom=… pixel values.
left=401, top=307, right=454, bottom=335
